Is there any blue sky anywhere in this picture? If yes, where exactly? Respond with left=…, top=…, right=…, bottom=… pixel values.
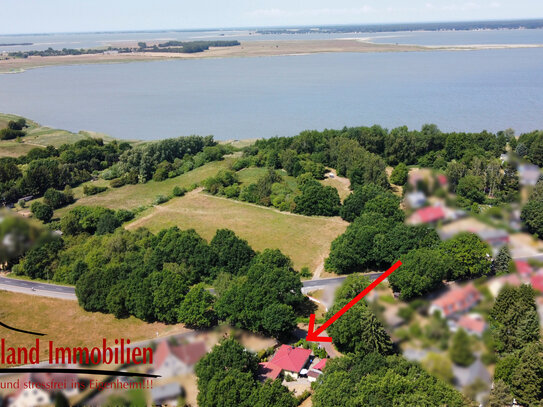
left=2, top=0, right=543, bottom=34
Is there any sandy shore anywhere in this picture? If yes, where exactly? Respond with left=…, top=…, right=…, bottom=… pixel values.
left=1, top=39, right=542, bottom=73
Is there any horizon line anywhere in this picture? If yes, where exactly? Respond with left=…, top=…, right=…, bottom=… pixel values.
left=2, top=17, right=543, bottom=37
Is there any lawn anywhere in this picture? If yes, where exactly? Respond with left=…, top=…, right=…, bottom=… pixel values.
left=0, top=290, right=189, bottom=366
left=54, top=158, right=237, bottom=216
left=126, top=189, right=348, bottom=273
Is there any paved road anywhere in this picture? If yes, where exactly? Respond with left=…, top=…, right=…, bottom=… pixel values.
left=0, top=276, right=76, bottom=300
left=0, top=272, right=384, bottom=300
left=302, top=272, right=383, bottom=288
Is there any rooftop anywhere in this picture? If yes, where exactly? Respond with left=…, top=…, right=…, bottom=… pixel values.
left=269, top=345, right=312, bottom=373
left=154, top=340, right=207, bottom=369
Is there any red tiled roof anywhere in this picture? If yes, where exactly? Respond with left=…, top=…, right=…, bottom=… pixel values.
left=258, top=362, right=282, bottom=380
left=458, top=315, right=486, bottom=335
left=269, top=345, right=311, bottom=373
left=312, top=359, right=328, bottom=371
left=414, top=206, right=445, bottom=223
left=432, top=284, right=480, bottom=317
left=515, top=260, right=532, bottom=276
left=531, top=275, right=543, bottom=293
left=437, top=174, right=448, bottom=186
left=154, top=340, right=207, bottom=369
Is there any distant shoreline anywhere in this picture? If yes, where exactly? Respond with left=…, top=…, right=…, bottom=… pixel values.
left=2, top=38, right=543, bottom=74
left=2, top=18, right=543, bottom=37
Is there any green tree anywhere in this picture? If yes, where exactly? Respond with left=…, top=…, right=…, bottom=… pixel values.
left=389, top=162, right=408, bottom=185
left=488, top=379, right=513, bottom=407
left=178, top=283, right=217, bottom=328
left=521, top=200, right=543, bottom=236
left=388, top=248, right=449, bottom=300
left=449, top=328, right=475, bottom=367
left=195, top=338, right=259, bottom=404
left=339, top=183, right=387, bottom=222
left=294, top=179, right=340, bottom=216
left=510, top=343, right=543, bottom=405
left=421, top=352, right=454, bottom=384
left=334, top=274, right=371, bottom=301
left=457, top=175, right=486, bottom=203
left=210, top=229, right=255, bottom=275
left=529, top=133, right=543, bottom=166
left=439, top=232, right=492, bottom=280
left=248, top=379, right=297, bottom=407
left=326, top=300, right=393, bottom=356
left=30, top=201, right=53, bottom=223
left=492, top=246, right=513, bottom=275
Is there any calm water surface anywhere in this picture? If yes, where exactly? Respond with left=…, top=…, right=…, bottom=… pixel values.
left=0, top=48, right=542, bottom=140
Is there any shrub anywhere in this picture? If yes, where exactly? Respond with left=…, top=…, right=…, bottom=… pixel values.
left=172, top=186, right=186, bottom=197
left=83, top=185, right=108, bottom=195
left=110, top=178, right=126, bottom=188
left=154, top=195, right=169, bottom=205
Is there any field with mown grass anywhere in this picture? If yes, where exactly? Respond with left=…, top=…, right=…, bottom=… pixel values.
left=0, top=290, right=189, bottom=366
left=126, top=188, right=348, bottom=273
left=54, top=157, right=237, bottom=217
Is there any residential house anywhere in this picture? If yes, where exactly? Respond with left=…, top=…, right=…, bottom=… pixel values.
left=531, top=275, right=543, bottom=294
left=405, top=191, right=427, bottom=209
left=515, top=260, right=533, bottom=280
left=307, top=358, right=328, bottom=382
left=476, top=229, right=509, bottom=249
left=8, top=372, right=79, bottom=407
left=518, top=164, right=541, bottom=186
left=152, top=340, right=207, bottom=378
left=150, top=383, right=183, bottom=406
left=407, top=206, right=446, bottom=225
left=258, top=345, right=312, bottom=381
left=429, top=284, right=481, bottom=318
left=488, top=273, right=521, bottom=297
left=455, top=314, right=487, bottom=337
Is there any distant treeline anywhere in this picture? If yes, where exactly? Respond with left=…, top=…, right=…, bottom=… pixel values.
left=257, top=19, right=543, bottom=35
left=0, top=42, right=33, bottom=47
left=8, top=40, right=240, bottom=58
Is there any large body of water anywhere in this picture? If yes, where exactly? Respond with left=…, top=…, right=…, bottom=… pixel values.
left=2, top=28, right=543, bottom=52
left=0, top=30, right=542, bottom=141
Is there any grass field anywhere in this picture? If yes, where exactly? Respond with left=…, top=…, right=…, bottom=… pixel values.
left=0, top=113, right=119, bottom=157
left=0, top=290, right=189, bottom=366
left=55, top=158, right=237, bottom=216
left=126, top=189, right=348, bottom=272
left=321, top=170, right=351, bottom=202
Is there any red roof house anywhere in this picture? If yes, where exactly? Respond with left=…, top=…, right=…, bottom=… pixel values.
left=258, top=362, right=283, bottom=381
left=515, top=260, right=532, bottom=277
left=429, top=284, right=481, bottom=318
left=437, top=174, right=448, bottom=187
left=531, top=275, right=543, bottom=293
left=408, top=206, right=446, bottom=224
left=153, top=340, right=207, bottom=377
left=261, top=345, right=312, bottom=379
left=312, top=358, right=328, bottom=371
left=457, top=314, right=486, bottom=336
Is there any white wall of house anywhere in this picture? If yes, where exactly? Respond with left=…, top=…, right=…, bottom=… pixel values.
left=154, top=354, right=191, bottom=377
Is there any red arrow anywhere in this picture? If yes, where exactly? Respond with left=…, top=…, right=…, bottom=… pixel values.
left=306, top=260, right=402, bottom=342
